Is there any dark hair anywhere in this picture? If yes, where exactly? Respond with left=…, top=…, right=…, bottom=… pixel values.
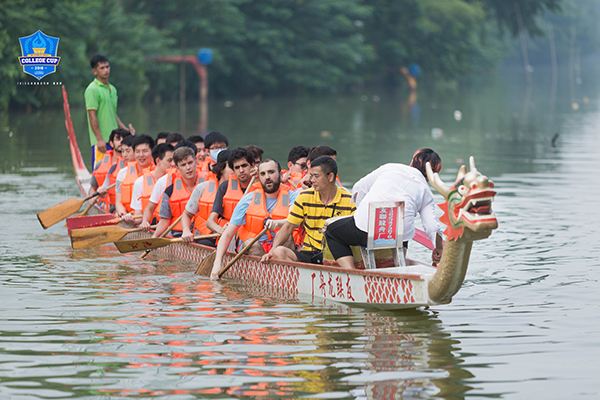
left=90, top=54, right=109, bottom=69
left=152, top=143, right=174, bottom=163
left=175, top=139, right=197, bottom=155
left=156, top=132, right=169, bottom=141
left=173, top=147, right=195, bottom=165
left=311, top=156, right=338, bottom=178
left=308, top=145, right=337, bottom=162
left=245, top=145, right=264, bottom=162
left=211, top=149, right=232, bottom=180
left=259, top=158, right=281, bottom=172
left=410, top=148, right=442, bottom=177
left=165, top=132, right=184, bottom=146
left=132, top=134, right=155, bottom=151
left=287, top=145, right=310, bottom=163
left=188, top=135, right=204, bottom=144
left=109, top=128, right=131, bottom=143
left=204, top=131, right=229, bottom=149
left=227, top=147, right=254, bottom=169
left=121, top=135, right=136, bottom=148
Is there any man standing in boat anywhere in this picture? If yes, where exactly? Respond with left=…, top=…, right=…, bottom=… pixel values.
left=261, top=156, right=356, bottom=265
left=210, top=159, right=293, bottom=280
left=85, top=54, right=136, bottom=167
left=324, top=148, right=444, bottom=269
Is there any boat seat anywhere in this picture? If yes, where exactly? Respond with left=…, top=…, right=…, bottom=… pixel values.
left=360, top=201, right=407, bottom=270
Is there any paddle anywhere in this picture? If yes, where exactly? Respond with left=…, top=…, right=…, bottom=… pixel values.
left=70, top=224, right=149, bottom=250
left=414, top=228, right=434, bottom=250
left=114, top=233, right=220, bottom=253
left=217, top=227, right=268, bottom=279
left=79, top=197, right=99, bottom=216
left=140, top=214, right=184, bottom=259
left=66, top=214, right=142, bottom=233
left=37, top=183, right=116, bottom=229
left=195, top=177, right=257, bottom=276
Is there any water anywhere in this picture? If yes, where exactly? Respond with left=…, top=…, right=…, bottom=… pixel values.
left=1, top=69, right=600, bottom=398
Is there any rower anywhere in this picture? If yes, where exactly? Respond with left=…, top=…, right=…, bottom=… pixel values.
left=206, top=147, right=256, bottom=235
left=97, top=134, right=136, bottom=212
left=325, top=148, right=444, bottom=269
left=115, top=134, right=155, bottom=217
left=90, top=127, right=131, bottom=193
left=210, top=159, right=292, bottom=279
left=141, top=142, right=198, bottom=229
left=155, top=132, right=169, bottom=145
left=281, top=145, right=309, bottom=188
left=181, top=149, right=233, bottom=246
left=127, top=143, right=175, bottom=223
left=188, top=135, right=209, bottom=163
left=261, top=156, right=356, bottom=265
left=165, top=132, right=184, bottom=148
left=203, top=131, right=229, bottom=168
left=152, top=147, right=203, bottom=237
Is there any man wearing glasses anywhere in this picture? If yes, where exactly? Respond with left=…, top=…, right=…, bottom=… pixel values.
left=282, top=145, right=309, bottom=188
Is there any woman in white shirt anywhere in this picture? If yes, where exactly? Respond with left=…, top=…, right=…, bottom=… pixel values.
left=325, top=148, right=444, bottom=269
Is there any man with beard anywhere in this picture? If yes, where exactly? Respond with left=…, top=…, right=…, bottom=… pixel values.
left=210, top=159, right=291, bottom=280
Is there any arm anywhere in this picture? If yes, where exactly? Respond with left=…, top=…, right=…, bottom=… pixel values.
left=207, top=211, right=227, bottom=234
left=87, top=109, right=106, bottom=152
left=151, top=187, right=173, bottom=237
left=181, top=211, right=195, bottom=242
left=116, top=115, right=135, bottom=134
left=141, top=201, right=156, bottom=229
left=152, top=217, right=171, bottom=238
left=260, top=221, right=297, bottom=263
left=115, top=181, right=127, bottom=217
left=210, top=224, right=239, bottom=280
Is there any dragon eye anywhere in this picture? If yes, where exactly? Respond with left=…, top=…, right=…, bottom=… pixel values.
left=458, top=185, right=468, bottom=195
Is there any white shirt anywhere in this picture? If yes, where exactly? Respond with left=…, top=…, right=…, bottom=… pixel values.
left=352, top=163, right=440, bottom=243
left=130, top=175, right=145, bottom=212
left=149, top=174, right=169, bottom=204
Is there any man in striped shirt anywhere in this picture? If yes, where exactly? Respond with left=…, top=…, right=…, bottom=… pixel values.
left=261, top=156, right=356, bottom=265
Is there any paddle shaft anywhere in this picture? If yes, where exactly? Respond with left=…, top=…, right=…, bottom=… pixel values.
left=218, top=227, right=268, bottom=278
left=140, top=214, right=184, bottom=259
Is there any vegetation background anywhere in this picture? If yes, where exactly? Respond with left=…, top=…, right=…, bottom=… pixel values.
left=1, top=0, right=598, bottom=110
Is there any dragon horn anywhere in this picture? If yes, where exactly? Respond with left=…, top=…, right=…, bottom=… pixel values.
left=426, top=162, right=450, bottom=197
left=469, top=156, right=478, bottom=173
left=455, top=164, right=467, bottom=182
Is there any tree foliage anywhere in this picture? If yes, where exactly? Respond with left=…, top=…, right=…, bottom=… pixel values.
left=0, top=0, right=565, bottom=109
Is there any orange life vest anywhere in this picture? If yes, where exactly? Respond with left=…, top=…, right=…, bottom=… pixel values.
left=194, top=175, right=220, bottom=235
left=98, top=157, right=124, bottom=212
left=138, top=172, right=162, bottom=222
left=119, top=162, right=146, bottom=213
left=92, top=149, right=114, bottom=188
left=168, top=173, right=202, bottom=231
left=222, top=176, right=245, bottom=222
left=237, top=188, right=290, bottom=242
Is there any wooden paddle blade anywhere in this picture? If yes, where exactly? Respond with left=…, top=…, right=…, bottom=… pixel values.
left=37, top=197, right=85, bottom=229
left=70, top=225, right=130, bottom=249
left=195, top=251, right=216, bottom=276
left=114, top=237, right=179, bottom=253
left=66, top=214, right=118, bottom=233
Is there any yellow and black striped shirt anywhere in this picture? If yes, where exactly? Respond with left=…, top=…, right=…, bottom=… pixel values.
left=288, top=187, right=356, bottom=252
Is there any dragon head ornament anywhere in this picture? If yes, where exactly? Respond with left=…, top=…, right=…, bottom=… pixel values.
left=426, top=157, right=498, bottom=241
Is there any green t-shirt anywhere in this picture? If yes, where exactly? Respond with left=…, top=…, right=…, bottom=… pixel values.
left=84, top=78, right=118, bottom=145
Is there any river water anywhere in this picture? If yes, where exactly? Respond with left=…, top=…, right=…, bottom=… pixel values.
left=1, top=68, right=599, bottom=399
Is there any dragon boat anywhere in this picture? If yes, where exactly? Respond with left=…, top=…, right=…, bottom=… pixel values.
left=62, top=88, right=497, bottom=310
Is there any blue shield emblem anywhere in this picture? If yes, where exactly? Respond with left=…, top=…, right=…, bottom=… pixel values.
left=18, top=30, right=61, bottom=80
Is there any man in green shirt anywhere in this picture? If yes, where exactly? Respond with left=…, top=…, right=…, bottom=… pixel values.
left=84, top=54, right=136, bottom=167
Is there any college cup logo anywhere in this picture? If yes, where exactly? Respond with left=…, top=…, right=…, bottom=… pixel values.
left=18, top=30, right=61, bottom=80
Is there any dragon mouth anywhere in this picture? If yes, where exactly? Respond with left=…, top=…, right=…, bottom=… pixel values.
left=458, top=190, right=496, bottom=223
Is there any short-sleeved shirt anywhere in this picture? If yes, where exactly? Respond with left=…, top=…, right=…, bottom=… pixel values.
left=184, top=181, right=210, bottom=215
left=149, top=174, right=169, bottom=204
left=129, top=175, right=145, bottom=212
left=115, top=166, right=128, bottom=193
left=211, top=181, right=229, bottom=216
left=288, top=187, right=356, bottom=252
left=84, top=78, right=118, bottom=145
